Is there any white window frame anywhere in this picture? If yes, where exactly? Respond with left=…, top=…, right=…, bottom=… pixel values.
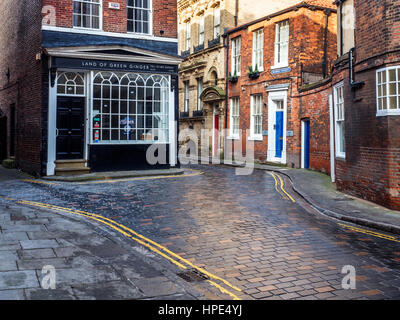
left=249, top=94, right=263, bottom=140
left=127, top=0, right=153, bottom=35
left=91, top=71, right=170, bottom=144
left=199, top=15, right=205, bottom=46
left=197, top=78, right=203, bottom=111
left=231, top=37, right=241, bottom=76
left=334, top=82, right=346, bottom=159
left=274, top=20, right=289, bottom=68
left=252, top=29, right=264, bottom=72
left=229, top=97, right=240, bottom=139
left=184, top=81, right=189, bottom=112
left=185, top=22, right=191, bottom=51
left=73, top=0, right=102, bottom=30
left=376, top=66, right=400, bottom=116
left=213, top=7, right=220, bottom=39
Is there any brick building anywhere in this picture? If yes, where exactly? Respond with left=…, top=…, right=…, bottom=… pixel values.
left=225, top=1, right=337, bottom=172
left=177, top=0, right=304, bottom=158
left=330, top=0, right=400, bottom=210
left=0, top=0, right=180, bottom=176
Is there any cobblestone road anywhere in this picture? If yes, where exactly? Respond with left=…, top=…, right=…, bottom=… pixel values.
left=2, top=164, right=400, bottom=300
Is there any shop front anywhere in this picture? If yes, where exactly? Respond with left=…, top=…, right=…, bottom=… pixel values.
left=44, top=46, right=181, bottom=176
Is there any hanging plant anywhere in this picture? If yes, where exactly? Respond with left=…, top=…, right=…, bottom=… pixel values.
left=248, top=65, right=260, bottom=80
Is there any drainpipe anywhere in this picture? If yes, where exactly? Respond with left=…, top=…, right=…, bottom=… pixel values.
left=224, top=33, right=229, bottom=134
left=322, top=10, right=330, bottom=78
left=329, top=93, right=335, bottom=183
left=235, top=0, right=239, bottom=27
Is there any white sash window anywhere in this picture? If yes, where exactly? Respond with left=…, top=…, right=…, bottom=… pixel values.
left=73, top=0, right=101, bottom=29
left=274, top=20, right=289, bottom=67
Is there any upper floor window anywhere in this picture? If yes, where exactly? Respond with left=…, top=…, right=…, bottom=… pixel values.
left=334, top=82, right=345, bottom=158
left=274, top=20, right=289, bottom=67
left=73, top=0, right=101, bottom=29
left=199, top=16, right=205, bottom=46
left=252, top=29, right=264, bottom=71
left=127, top=0, right=152, bottom=34
left=213, top=7, right=220, bottom=39
left=231, top=37, right=241, bottom=76
left=184, top=81, right=190, bottom=112
left=197, top=78, right=203, bottom=110
left=185, top=22, right=191, bottom=51
left=338, top=0, right=355, bottom=56
left=377, top=66, right=400, bottom=116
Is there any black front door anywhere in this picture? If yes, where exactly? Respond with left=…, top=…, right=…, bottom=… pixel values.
left=56, top=97, right=85, bottom=160
left=0, top=115, right=7, bottom=161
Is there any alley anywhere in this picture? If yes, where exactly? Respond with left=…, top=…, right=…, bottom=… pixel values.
left=1, top=164, right=400, bottom=300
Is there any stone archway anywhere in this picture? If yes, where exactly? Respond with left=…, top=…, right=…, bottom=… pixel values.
left=200, top=86, right=226, bottom=157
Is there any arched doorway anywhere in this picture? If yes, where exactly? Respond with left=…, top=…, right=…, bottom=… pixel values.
left=0, top=110, right=7, bottom=161
left=200, top=86, right=226, bottom=158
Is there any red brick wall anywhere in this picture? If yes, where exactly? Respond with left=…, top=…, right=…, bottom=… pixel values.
left=227, top=7, right=336, bottom=173
left=42, top=0, right=178, bottom=38
left=0, top=0, right=43, bottom=175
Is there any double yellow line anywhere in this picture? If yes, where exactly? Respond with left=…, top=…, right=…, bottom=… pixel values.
left=269, top=172, right=296, bottom=203
left=15, top=199, right=242, bottom=300
left=339, top=223, right=400, bottom=243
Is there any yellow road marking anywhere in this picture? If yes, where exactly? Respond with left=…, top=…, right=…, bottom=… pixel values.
left=276, top=174, right=296, bottom=203
left=15, top=199, right=241, bottom=298
left=206, top=280, right=241, bottom=300
left=269, top=172, right=295, bottom=203
left=339, top=223, right=400, bottom=242
left=74, top=170, right=203, bottom=185
left=22, top=179, right=58, bottom=186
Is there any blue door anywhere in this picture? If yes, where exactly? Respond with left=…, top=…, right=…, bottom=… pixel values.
left=275, top=111, right=284, bottom=158
left=304, top=120, right=310, bottom=169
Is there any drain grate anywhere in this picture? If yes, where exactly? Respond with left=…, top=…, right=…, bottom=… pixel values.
left=177, top=269, right=210, bottom=283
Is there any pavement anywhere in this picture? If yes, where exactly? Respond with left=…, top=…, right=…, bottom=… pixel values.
left=248, top=163, right=400, bottom=235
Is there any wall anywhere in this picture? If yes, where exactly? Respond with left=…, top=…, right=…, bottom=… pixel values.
left=42, top=0, right=178, bottom=38
left=0, top=0, right=43, bottom=175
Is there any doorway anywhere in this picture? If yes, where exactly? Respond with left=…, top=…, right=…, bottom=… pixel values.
left=56, top=97, right=85, bottom=160
left=267, top=93, right=287, bottom=164
left=301, top=119, right=310, bottom=169
left=0, top=114, right=7, bottom=161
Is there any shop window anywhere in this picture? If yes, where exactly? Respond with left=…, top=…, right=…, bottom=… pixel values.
left=92, top=72, right=169, bottom=143
left=127, top=0, right=152, bottom=34
left=73, top=0, right=101, bottom=29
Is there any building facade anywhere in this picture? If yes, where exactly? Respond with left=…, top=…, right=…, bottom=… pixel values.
left=0, top=0, right=180, bottom=176
left=330, top=0, right=400, bottom=210
left=225, top=1, right=337, bottom=172
left=177, top=0, right=304, bottom=159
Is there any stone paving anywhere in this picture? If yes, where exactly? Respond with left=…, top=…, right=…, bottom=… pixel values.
left=0, top=198, right=219, bottom=300
left=1, top=164, right=400, bottom=300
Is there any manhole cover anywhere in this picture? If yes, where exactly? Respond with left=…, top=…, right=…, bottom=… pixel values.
left=177, top=269, right=210, bottom=282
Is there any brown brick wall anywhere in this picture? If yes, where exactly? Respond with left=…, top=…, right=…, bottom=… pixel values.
left=0, top=0, right=43, bottom=175
left=227, top=7, right=336, bottom=172
left=42, top=0, right=178, bottom=38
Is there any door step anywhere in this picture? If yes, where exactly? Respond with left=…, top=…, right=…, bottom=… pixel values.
left=54, top=159, right=90, bottom=176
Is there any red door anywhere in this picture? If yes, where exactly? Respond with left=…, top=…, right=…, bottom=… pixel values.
left=214, top=114, right=219, bottom=157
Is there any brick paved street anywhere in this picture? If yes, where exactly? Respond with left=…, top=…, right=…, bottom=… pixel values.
left=1, top=164, right=400, bottom=300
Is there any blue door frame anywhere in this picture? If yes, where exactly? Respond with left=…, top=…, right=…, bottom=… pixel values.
left=303, top=120, right=310, bottom=169
left=275, top=111, right=284, bottom=158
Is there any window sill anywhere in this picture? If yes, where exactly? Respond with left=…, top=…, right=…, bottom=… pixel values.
left=335, top=154, right=346, bottom=161
left=73, top=26, right=102, bottom=31
left=227, top=136, right=240, bottom=140
left=271, top=64, right=289, bottom=70
left=376, top=110, right=400, bottom=117
left=127, top=31, right=153, bottom=37
left=248, top=136, right=263, bottom=141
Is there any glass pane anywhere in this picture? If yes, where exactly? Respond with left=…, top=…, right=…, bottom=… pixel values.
left=389, top=83, right=396, bottom=95
left=389, top=96, right=397, bottom=109
left=57, top=85, right=65, bottom=94
left=389, top=69, right=397, bottom=82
